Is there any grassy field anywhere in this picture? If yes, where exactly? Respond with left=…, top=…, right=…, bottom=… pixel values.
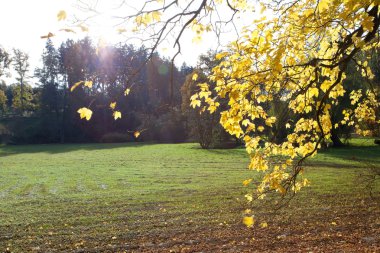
left=0, top=141, right=379, bottom=252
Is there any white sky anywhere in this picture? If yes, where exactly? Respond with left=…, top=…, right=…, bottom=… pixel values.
left=0, top=0, right=75, bottom=73
left=0, top=0, right=252, bottom=83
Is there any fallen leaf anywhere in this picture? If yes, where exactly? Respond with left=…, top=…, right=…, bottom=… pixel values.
left=243, top=216, right=255, bottom=228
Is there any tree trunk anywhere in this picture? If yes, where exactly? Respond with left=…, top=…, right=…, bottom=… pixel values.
left=331, top=127, right=344, bottom=147
left=60, top=84, right=67, bottom=143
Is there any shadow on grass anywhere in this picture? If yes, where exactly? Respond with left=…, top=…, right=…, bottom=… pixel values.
left=307, top=145, right=380, bottom=168
left=319, top=145, right=379, bottom=160
left=0, top=142, right=157, bottom=157
left=204, top=147, right=247, bottom=157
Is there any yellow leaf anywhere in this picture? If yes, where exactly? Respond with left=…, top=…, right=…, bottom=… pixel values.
left=78, top=24, right=89, bottom=32
left=260, top=222, right=268, bottom=228
left=244, top=193, right=253, bottom=202
left=152, top=11, right=161, bottom=21
left=190, top=99, right=201, bottom=108
left=84, top=81, right=93, bottom=88
left=318, top=0, right=329, bottom=12
left=70, top=81, right=84, bottom=92
left=57, top=10, right=67, bottom=21
left=215, top=52, right=228, bottom=60
left=362, top=16, right=374, bottom=32
left=285, top=123, right=291, bottom=129
left=110, top=102, right=116, bottom=110
left=77, top=107, right=92, bottom=121
left=124, top=88, right=131, bottom=96
left=199, top=91, right=210, bottom=99
left=113, top=111, right=121, bottom=120
left=134, top=131, right=141, bottom=138
left=331, top=221, right=337, bottom=226
left=257, top=126, right=265, bottom=132
left=243, top=216, right=255, bottom=228
left=192, top=73, right=198, bottom=81
left=242, top=179, right=252, bottom=186
left=208, top=102, right=219, bottom=113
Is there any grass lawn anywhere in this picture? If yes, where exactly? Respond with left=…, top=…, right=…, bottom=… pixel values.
left=0, top=141, right=379, bottom=252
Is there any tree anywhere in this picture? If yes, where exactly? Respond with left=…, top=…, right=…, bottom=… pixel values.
left=0, top=90, right=7, bottom=116
left=35, top=39, right=62, bottom=142
left=181, top=51, right=233, bottom=148
left=0, top=46, right=11, bottom=79
left=189, top=1, right=380, bottom=205
left=12, top=49, right=30, bottom=112
left=182, top=71, right=215, bottom=148
left=10, top=84, right=35, bottom=112
left=61, top=0, right=380, bottom=224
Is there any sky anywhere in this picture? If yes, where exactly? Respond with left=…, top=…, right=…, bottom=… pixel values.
left=0, top=0, right=249, bottom=83
left=0, top=0, right=74, bottom=72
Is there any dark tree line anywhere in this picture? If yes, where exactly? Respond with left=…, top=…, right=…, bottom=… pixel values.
left=0, top=38, right=193, bottom=144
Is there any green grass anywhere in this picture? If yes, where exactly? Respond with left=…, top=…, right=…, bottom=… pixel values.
left=0, top=142, right=379, bottom=252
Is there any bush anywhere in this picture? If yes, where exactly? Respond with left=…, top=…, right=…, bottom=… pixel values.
left=100, top=132, right=132, bottom=143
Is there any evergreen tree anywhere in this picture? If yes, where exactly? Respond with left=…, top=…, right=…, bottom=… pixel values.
left=12, top=49, right=30, bottom=113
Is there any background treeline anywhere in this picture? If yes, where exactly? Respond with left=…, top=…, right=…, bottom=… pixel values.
left=0, top=38, right=196, bottom=144
left=0, top=39, right=379, bottom=147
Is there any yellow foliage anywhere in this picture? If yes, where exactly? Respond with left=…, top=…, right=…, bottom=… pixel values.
left=242, top=179, right=252, bottom=186
left=57, top=10, right=67, bottom=21
left=113, top=111, right=121, bottom=120
left=84, top=81, right=93, bottom=88
left=183, top=0, right=380, bottom=212
left=77, top=107, right=92, bottom=121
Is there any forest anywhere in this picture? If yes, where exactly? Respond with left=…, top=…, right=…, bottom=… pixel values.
left=0, top=39, right=198, bottom=144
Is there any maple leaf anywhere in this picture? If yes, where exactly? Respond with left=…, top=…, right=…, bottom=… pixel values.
left=84, top=81, right=93, bottom=88
left=77, top=107, right=92, bottom=121
left=57, top=10, right=67, bottom=21
left=113, top=111, right=122, bottom=120
left=190, top=99, right=201, bottom=108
